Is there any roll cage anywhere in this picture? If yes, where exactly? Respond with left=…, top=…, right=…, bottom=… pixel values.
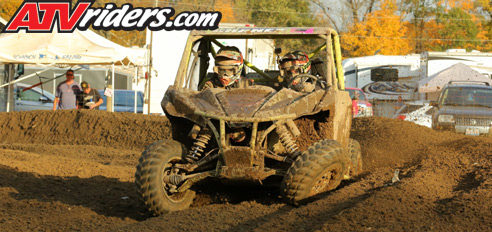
left=173, top=27, right=345, bottom=91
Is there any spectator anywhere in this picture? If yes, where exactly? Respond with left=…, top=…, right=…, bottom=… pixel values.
left=394, top=96, right=405, bottom=112
left=53, top=70, right=81, bottom=110
left=77, top=81, right=103, bottom=109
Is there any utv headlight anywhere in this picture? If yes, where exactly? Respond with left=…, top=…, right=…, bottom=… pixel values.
left=438, top=115, right=455, bottom=123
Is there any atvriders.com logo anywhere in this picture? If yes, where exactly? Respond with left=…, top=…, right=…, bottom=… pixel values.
left=2, top=0, right=222, bottom=33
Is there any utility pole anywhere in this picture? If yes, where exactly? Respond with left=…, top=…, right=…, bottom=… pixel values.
left=146, top=0, right=158, bottom=115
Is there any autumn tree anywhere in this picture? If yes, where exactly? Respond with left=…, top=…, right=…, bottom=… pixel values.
left=430, top=7, right=479, bottom=51
left=0, top=0, right=23, bottom=20
left=311, top=0, right=377, bottom=32
left=341, top=0, right=412, bottom=57
left=419, top=0, right=492, bottom=52
left=213, top=0, right=236, bottom=23
left=400, top=0, right=438, bottom=53
left=234, top=0, right=317, bottom=51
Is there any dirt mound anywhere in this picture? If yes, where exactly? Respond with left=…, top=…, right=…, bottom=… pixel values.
left=0, top=110, right=171, bottom=150
left=120, top=117, right=492, bottom=231
left=0, top=111, right=491, bottom=231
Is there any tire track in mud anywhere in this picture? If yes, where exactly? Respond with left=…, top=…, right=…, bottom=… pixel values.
left=0, top=111, right=491, bottom=231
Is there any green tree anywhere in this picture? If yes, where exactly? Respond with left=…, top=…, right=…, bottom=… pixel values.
left=235, top=0, right=318, bottom=51
left=432, top=7, right=479, bottom=51
left=400, top=0, right=439, bottom=53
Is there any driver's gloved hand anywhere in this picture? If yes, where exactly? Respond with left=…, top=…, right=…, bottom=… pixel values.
left=290, top=76, right=316, bottom=92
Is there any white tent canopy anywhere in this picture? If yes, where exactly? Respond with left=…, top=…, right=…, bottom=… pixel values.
left=0, top=27, right=148, bottom=113
left=0, top=16, right=7, bottom=29
left=418, top=63, right=492, bottom=93
left=0, top=29, right=146, bottom=66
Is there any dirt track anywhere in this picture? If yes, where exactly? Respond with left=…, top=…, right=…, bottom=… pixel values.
left=0, top=110, right=491, bottom=231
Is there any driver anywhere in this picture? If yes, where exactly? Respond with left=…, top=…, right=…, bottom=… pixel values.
left=201, top=46, right=253, bottom=90
left=279, top=51, right=320, bottom=92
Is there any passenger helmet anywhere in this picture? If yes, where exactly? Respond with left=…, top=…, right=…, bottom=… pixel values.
left=279, top=51, right=311, bottom=80
left=213, top=46, right=244, bottom=87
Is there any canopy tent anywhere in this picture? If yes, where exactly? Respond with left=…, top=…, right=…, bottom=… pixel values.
left=0, top=29, right=146, bottom=66
left=0, top=16, right=7, bottom=30
left=0, top=27, right=148, bottom=113
left=418, top=63, right=492, bottom=93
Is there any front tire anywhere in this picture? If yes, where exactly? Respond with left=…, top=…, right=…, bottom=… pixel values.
left=280, top=139, right=348, bottom=205
left=135, top=140, right=195, bottom=216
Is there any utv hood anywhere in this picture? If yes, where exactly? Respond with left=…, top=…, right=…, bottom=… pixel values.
left=162, top=85, right=335, bottom=121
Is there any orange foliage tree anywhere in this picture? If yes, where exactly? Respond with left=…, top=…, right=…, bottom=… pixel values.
left=425, top=0, right=492, bottom=52
left=341, top=0, right=412, bottom=57
left=0, top=0, right=23, bottom=20
left=214, top=0, right=236, bottom=23
left=402, top=0, right=491, bottom=52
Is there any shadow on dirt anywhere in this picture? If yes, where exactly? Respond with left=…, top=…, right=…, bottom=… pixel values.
left=454, top=170, right=484, bottom=192
left=192, top=179, right=284, bottom=207
left=0, top=165, right=150, bottom=221
left=223, top=184, right=384, bottom=232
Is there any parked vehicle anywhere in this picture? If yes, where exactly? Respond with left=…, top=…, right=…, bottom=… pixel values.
left=343, top=49, right=492, bottom=102
left=394, top=101, right=433, bottom=128
left=98, top=89, right=144, bottom=113
left=432, top=81, right=492, bottom=136
left=345, top=87, right=373, bottom=117
left=13, top=83, right=55, bottom=111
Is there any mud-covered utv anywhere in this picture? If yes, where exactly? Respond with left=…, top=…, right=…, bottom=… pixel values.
left=135, top=27, right=362, bottom=215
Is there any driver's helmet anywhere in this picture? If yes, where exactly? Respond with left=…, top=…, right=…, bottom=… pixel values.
left=279, top=51, right=311, bottom=80
left=213, top=46, right=244, bottom=87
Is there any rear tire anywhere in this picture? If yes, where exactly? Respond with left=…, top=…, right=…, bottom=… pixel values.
left=280, top=139, right=348, bottom=205
left=135, top=140, right=195, bottom=216
left=347, top=139, right=363, bottom=177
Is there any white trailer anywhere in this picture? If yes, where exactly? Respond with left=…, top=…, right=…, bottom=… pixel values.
left=342, top=54, right=421, bottom=101
left=343, top=49, right=492, bottom=102
left=146, top=24, right=274, bottom=115
left=421, top=49, right=492, bottom=78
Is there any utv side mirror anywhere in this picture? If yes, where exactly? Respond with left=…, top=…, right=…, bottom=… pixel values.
left=275, top=48, right=282, bottom=66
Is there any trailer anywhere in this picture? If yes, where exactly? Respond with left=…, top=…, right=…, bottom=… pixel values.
left=343, top=49, right=492, bottom=102
left=421, top=49, right=492, bottom=78
left=342, top=54, right=421, bottom=101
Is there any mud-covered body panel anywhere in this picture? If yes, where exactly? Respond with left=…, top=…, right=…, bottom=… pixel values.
left=162, top=85, right=349, bottom=120
left=162, top=85, right=352, bottom=149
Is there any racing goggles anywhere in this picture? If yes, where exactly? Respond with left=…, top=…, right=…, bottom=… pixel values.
left=280, top=62, right=302, bottom=77
left=214, top=65, right=240, bottom=77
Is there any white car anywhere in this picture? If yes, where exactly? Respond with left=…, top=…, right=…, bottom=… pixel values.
left=394, top=101, right=434, bottom=128
left=13, top=83, right=55, bottom=111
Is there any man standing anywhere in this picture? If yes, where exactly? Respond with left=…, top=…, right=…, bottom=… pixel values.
left=77, top=81, right=103, bottom=109
left=393, top=96, right=405, bottom=112
left=53, top=70, right=81, bottom=110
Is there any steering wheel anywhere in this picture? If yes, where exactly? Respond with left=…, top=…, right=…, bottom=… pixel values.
left=287, top=74, right=319, bottom=92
